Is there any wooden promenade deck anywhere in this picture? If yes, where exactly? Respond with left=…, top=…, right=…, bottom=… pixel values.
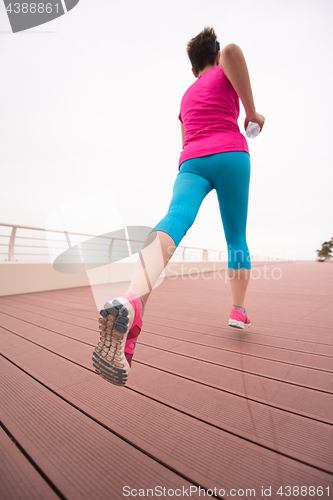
left=0, top=261, right=332, bottom=499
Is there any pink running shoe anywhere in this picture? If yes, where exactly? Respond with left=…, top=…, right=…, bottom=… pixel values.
left=229, top=305, right=251, bottom=329
left=92, top=291, right=143, bottom=386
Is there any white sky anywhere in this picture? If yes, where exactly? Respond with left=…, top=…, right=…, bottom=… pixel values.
left=1, top=0, right=332, bottom=261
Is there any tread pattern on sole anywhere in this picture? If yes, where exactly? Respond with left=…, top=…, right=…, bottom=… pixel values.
left=92, top=299, right=132, bottom=387
left=228, top=318, right=251, bottom=329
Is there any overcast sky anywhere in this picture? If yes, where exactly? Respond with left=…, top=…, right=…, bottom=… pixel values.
left=1, top=0, right=332, bottom=261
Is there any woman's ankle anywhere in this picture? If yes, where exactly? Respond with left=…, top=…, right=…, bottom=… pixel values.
left=126, top=289, right=148, bottom=309
left=232, top=303, right=246, bottom=312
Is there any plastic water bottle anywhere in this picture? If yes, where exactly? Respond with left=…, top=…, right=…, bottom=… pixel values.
left=246, top=121, right=260, bottom=139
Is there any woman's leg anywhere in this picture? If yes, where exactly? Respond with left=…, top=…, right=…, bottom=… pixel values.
left=213, top=152, right=251, bottom=308
left=93, top=164, right=213, bottom=386
left=227, top=268, right=251, bottom=307
left=128, top=166, right=213, bottom=307
left=127, top=230, right=176, bottom=307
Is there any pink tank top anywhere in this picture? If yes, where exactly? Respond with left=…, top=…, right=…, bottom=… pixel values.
left=178, top=65, right=249, bottom=167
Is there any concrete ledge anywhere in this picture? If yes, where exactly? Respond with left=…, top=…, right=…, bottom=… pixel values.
left=0, top=261, right=225, bottom=296
left=0, top=262, right=89, bottom=296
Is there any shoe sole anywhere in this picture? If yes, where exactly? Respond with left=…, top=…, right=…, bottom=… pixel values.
left=229, top=319, right=251, bottom=329
left=92, top=298, right=133, bottom=387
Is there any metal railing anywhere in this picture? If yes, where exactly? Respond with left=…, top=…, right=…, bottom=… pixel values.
left=0, top=223, right=230, bottom=264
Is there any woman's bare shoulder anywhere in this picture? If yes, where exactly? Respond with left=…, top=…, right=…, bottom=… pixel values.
left=221, top=43, right=242, bottom=54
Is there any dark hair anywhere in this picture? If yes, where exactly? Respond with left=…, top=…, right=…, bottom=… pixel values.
left=187, top=27, right=220, bottom=76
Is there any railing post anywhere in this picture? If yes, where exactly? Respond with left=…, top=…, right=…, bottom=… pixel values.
left=203, top=249, right=208, bottom=262
left=108, top=238, right=114, bottom=262
left=8, top=226, right=17, bottom=261
left=182, top=247, right=186, bottom=261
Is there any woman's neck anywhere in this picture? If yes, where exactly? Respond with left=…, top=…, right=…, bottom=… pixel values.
left=197, top=65, right=215, bottom=78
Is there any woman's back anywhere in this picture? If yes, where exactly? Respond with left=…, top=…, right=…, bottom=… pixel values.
left=178, top=65, right=249, bottom=167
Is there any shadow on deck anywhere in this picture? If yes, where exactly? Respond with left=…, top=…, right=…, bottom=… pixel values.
left=0, top=261, right=333, bottom=499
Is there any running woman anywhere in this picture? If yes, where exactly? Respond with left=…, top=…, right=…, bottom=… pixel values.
left=93, top=27, right=265, bottom=386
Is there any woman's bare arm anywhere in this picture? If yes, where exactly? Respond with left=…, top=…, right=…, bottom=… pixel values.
left=180, top=122, right=185, bottom=146
left=220, top=44, right=265, bottom=131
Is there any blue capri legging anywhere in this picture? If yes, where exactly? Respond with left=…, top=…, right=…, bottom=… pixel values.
left=151, top=151, right=251, bottom=269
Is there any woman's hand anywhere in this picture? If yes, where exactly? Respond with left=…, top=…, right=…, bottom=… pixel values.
left=245, top=112, right=265, bottom=132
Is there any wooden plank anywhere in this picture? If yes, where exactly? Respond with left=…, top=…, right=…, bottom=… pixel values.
left=1, top=330, right=333, bottom=476
left=2, top=346, right=333, bottom=499
left=0, top=306, right=332, bottom=396
left=3, top=294, right=333, bottom=356
left=0, top=356, right=200, bottom=500
left=0, top=299, right=333, bottom=364
left=1, top=311, right=332, bottom=422
left=1, top=261, right=333, bottom=499
left=0, top=428, right=59, bottom=500
left=0, top=300, right=331, bottom=374
left=139, top=330, right=333, bottom=371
